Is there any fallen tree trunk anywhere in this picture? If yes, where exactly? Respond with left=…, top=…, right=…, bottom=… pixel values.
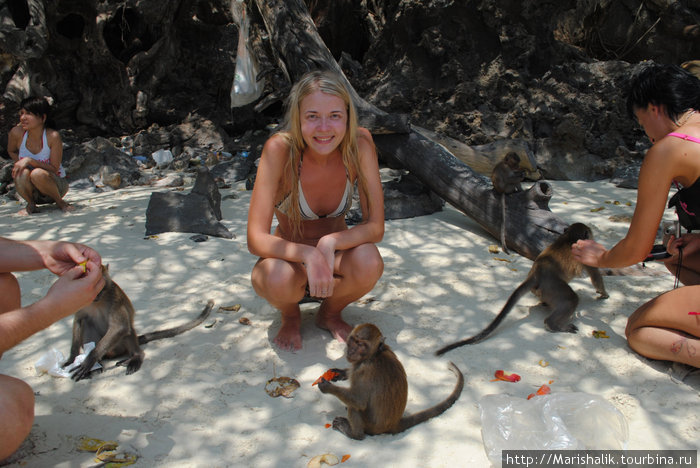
left=414, top=126, right=541, bottom=179
left=374, top=131, right=567, bottom=259
left=249, top=0, right=569, bottom=259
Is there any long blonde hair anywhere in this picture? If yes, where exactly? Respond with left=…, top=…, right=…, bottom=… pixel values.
left=279, top=70, right=371, bottom=239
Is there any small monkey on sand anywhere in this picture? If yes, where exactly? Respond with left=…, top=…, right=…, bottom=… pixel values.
left=66, top=265, right=214, bottom=381
left=436, top=223, right=608, bottom=356
left=491, top=152, right=525, bottom=254
left=318, top=323, right=464, bottom=439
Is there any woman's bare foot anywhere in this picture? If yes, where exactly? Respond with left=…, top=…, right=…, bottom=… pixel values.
left=57, top=201, right=75, bottom=213
left=17, top=203, right=38, bottom=216
left=316, top=311, right=352, bottom=342
left=273, top=314, right=302, bottom=351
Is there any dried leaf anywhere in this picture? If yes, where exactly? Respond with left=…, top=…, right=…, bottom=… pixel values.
left=590, top=207, right=605, bottom=212
left=238, top=317, right=251, bottom=325
left=341, top=454, right=351, bottom=463
left=488, top=244, right=500, bottom=254
left=494, top=257, right=512, bottom=263
left=219, top=304, right=241, bottom=312
left=265, top=376, right=300, bottom=398
left=77, top=437, right=115, bottom=452
left=93, top=441, right=139, bottom=466
left=609, top=214, right=632, bottom=223
left=324, top=423, right=332, bottom=428
left=592, top=330, right=609, bottom=339
left=538, top=359, right=549, bottom=367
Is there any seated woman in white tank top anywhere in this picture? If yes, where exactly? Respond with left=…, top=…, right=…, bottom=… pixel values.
left=6, top=96, right=72, bottom=215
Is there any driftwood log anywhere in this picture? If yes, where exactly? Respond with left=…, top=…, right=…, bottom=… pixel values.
left=249, top=0, right=568, bottom=259
left=374, top=132, right=567, bottom=259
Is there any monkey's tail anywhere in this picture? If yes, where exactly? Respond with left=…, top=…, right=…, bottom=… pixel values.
left=500, top=192, right=510, bottom=254
left=138, top=299, right=214, bottom=345
left=435, top=280, right=532, bottom=355
left=396, top=362, right=464, bottom=432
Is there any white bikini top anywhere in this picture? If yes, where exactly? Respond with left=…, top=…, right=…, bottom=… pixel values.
left=297, top=177, right=353, bottom=220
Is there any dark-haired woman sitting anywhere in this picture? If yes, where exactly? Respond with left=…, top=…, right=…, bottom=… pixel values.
left=7, top=96, right=73, bottom=215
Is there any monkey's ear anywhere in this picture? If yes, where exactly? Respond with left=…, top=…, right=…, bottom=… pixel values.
left=377, top=336, right=386, bottom=352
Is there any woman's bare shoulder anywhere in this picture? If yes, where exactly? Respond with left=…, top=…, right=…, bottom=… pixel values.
left=264, top=133, right=290, bottom=152
left=357, top=127, right=376, bottom=153
left=357, top=126, right=373, bottom=142
left=46, top=128, right=63, bottom=145
left=8, top=125, right=23, bottom=139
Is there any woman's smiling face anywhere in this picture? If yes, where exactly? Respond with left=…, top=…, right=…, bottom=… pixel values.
left=299, top=89, right=347, bottom=156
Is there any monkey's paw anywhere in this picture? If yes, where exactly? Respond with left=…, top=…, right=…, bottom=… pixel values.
left=70, top=361, right=100, bottom=381
left=317, top=379, right=332, bottom=393
left=332, top=416, right=364, bottom=440
left=117, top=355, right=144, bottom=375
left=544, top=319, right=578, bottom=334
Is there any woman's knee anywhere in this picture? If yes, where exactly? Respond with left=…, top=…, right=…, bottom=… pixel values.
left=251, top=260, right=306, bottom=301
left=347, top=244, right=384, bottom=284
left=28, top=168, right=50, bottom=183
left=0, top=273, right=21, bottom=313
left=0, top=376, right=34, bottom=460
left=28, top=169, right=53, bottom=193
left=13, top=169, right=32, bottom=189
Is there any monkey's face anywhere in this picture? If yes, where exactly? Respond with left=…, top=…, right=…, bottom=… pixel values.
left=345, top=324, right=383, bottom=363
left=505, top=153, right=521, bottom=169
left=565, top=223, right=593, bottom=242
left=346, top=334, right=369, bottom=363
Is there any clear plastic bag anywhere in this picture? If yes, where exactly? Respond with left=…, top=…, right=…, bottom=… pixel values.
left=479, top=392, right=629, bottom=467
left=35, top=342, right=102, bottom=378
left=230, top=0, right=264, bottom=107
left=151, top=148, right=173, bottom=167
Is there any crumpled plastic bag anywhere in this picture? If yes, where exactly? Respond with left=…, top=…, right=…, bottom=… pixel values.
left=35, top=342, right=102, bottom=378
left=230, top=0, right=264, bottom=107
left=479, top=392, right=629, bottom=467
left=151, top=148, right=173, bottom=168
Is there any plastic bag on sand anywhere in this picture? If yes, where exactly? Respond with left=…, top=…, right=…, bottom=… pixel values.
left=151, top=149, right=173, bottom=168
left=35, top=342, right=102, bottom=378
left=479, top=392, right=629, bottom=467
left=230, top=0, right=264, bottom=107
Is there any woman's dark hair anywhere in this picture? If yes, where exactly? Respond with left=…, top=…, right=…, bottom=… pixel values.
left=19, top=96, right=51, bottom=118
left=626, top=62, right=700, bottom=122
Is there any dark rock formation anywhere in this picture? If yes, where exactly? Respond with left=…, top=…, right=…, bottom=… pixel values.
left=63, top=137, right=141, bottom=186
left=0, top=0, right=698, bottom=184
left=145, top=167, right=233, bottom=239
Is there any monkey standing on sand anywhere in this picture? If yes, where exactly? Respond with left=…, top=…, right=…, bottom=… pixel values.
left=491, top=152, right=525, bottom=254
left=436, top=223, right=608, bottom=356
left=65, top=265, right=214, bottom=381
left=317, top=323, right=464, bottom=440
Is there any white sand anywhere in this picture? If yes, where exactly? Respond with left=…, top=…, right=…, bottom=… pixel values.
left=0, top=178, right=697, bottom=467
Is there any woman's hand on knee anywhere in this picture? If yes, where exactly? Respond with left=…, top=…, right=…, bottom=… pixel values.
left=303, top=248, right=334, bottom=298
